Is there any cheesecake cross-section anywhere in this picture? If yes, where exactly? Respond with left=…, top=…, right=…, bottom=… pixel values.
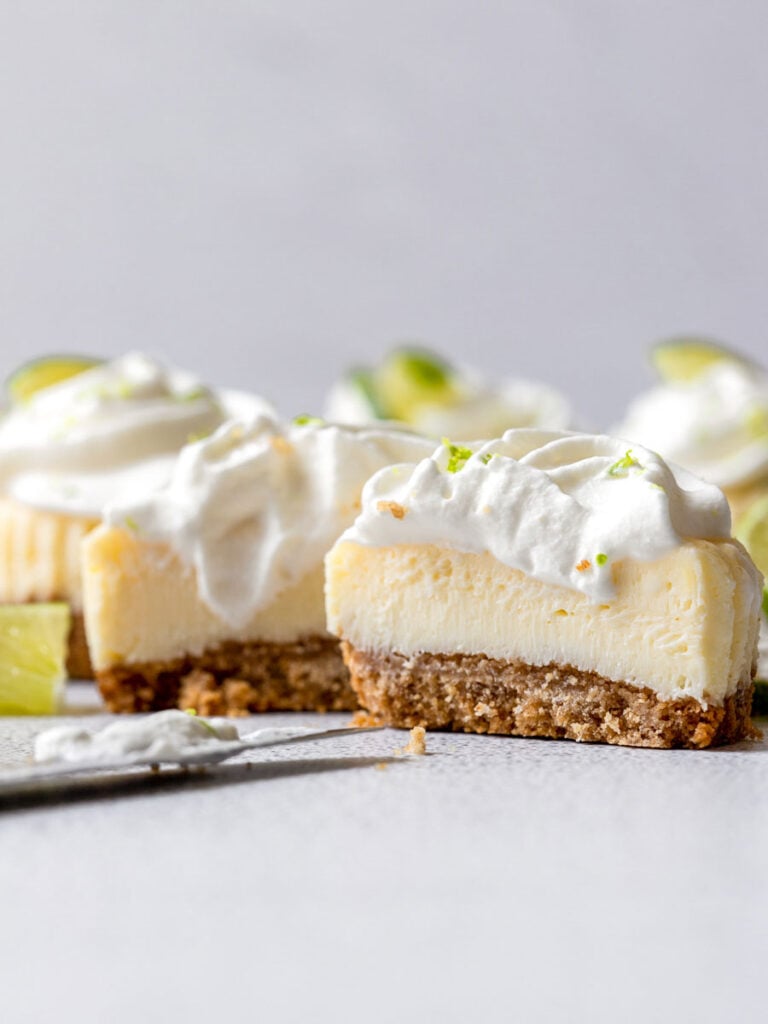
left=325, top=431, right=763, bottom=748
left=82, top=417, right=434, bottom=715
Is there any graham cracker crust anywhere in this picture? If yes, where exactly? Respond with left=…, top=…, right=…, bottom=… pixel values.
left=342, top=643, right=758, bottom=749
left=97, top=635, right=357, bottom=715
left=67, top=612, right=93, bottom=680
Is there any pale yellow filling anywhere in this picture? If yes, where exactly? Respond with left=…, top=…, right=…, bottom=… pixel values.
left=82, top=525, right=328, bottom=670
left=325, top=539, right=762, bottom=704
left=0, top=497, right=98, bottom=610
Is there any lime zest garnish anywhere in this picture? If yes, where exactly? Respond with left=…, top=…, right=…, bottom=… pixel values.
left=480, top=452, right=499, bottom=465
left=124, top=516, right=140, bottom=533
left=185, top=708, right=198, bottom=716
left=293, top=414, right=325, bottom=427
left=595, top=553, right=608, bottom=566
left=442, top=438, right=473, bottom=473
left=762, top=587, right=768, bottom=619
left=608, top=449, right=644, bottom=477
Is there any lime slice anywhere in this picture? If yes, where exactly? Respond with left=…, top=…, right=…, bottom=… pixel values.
left=6, top=355, right=102, bottom=404
left=649, top=337, right=747, bottom=383
left=347, top=368, right=389, bottom=419
left=0, top=604, right=70, bottom=714
left=376, top=347, right=459, bottom=422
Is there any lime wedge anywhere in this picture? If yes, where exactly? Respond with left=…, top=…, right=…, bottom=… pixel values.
left=376, top=346, right=459, bottom=422
left=6, top=355, right=102, bottom=404
left=0, top=604, right=70, bottom=714
left=649, top=337, right=747, bottom=383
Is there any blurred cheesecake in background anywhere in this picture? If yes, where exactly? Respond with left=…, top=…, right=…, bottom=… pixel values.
left=616, top=338, right=768, bottom=688
left=325, top=344, right=575, bottom=439
left=0, top=352, right=270, bottom=678
left=326, top=430, right=763, bottom=748
left=82, top=415, right=434, bottom=714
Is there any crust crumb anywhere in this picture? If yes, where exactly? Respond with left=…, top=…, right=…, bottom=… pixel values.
left=377, top=500, right=407, bottom=519
left=349, top=709, right=381, bottom=728
left=397, top=725, right=427, bottom=756
left=575, top=559, right=591, bottom=572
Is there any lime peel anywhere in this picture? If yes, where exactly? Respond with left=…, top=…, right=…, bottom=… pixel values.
left=6, top=355, right=102, bottom=405
left=650, top=337, right=747, bottom=383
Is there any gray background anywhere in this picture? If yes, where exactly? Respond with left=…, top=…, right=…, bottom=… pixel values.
left=1, top=1, right=767, bottom=423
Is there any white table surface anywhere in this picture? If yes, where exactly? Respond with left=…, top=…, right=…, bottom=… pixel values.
left=1, top=684, right=766, bottom=1024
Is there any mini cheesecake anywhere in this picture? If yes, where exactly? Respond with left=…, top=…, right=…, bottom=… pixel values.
left=325, top=432, right=763, bottom=748
left=617, top=338, right=768, bottom=687
left=82, top=417, right=434, bottom=715
left=0, top=353, right=268, bottom=677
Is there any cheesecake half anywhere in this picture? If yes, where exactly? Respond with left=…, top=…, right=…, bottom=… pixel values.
left=82, top=416, right=434, bottom=715
left=325, top=431, right=763, bottom=748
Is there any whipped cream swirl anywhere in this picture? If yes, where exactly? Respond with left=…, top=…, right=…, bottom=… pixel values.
left=105, top=416, right=435, bottom=627
left=339, top=430, right=731, bottom=603
left=617, top=361, right=768, bottom=489
left=0, top=353, right=271, bottom=517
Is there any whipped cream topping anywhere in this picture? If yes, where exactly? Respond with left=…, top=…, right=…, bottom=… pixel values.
left=338, top=429, right=731, bottom=603
left=104, top=416, right=435, bottom=627
left=617, top=361, right=768, bottom=489
left=326, top=374, right=574, bottom=439
left=0, top=353, right=272, bottom=517
left=34, top=709, right=239, bottom=765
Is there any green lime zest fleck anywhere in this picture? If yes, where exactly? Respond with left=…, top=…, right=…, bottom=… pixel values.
left=595, top=553, right=608, bottom=566
left=185, top=708, right=198, bottom=716
left=124, top=516, right=139, bottom=533
left=763, top=587, right=768, bottom=619
left=196, top=717, right=219, bottom=737
left=292, top=414, right=325, bottom=427
left=480, top=452, right=499, bottom=465
left=608, top=449, right=644, bottom=477
left=442, top=438, right=474, bottom=473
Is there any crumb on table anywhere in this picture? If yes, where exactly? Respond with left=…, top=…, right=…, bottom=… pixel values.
left=397, top=726, right=427, bottom=756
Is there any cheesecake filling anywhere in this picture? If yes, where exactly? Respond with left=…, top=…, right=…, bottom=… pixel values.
left=326, top=430, right=762, bottom=705
left=99, top=417, right=435, bottom=632
left=0, top=352, right=271, bottom=518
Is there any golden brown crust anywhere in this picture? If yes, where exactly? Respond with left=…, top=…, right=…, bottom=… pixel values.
left=66, top=612, right=93, bottom=680
left=97, top=636, right=357, bottom=715
left=342, top=643, right=759, bottom=749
